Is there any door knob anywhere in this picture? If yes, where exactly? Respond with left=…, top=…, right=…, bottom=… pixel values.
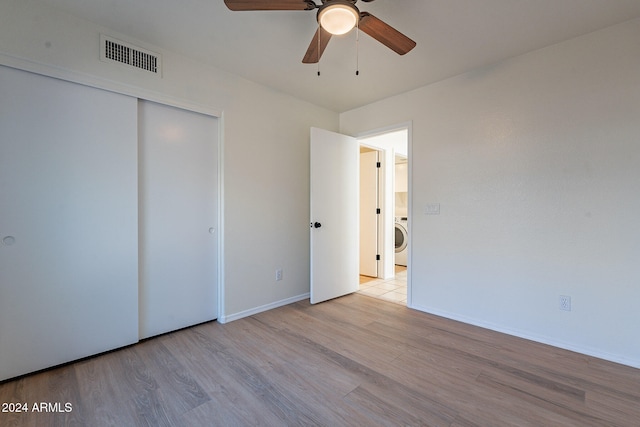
left=312, top=222, right=322, bottom=229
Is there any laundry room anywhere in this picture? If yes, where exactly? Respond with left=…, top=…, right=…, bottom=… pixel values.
left=394, top=154, right=408, bottom=268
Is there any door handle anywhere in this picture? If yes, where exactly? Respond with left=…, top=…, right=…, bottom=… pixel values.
left=311, top=222, right=322, bottom=229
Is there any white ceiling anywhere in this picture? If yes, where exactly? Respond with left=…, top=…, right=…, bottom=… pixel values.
left=41, top=0, right=640, bottom=112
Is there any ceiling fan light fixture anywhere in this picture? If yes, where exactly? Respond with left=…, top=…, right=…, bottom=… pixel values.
left=318, top=2, right=359, bottom=36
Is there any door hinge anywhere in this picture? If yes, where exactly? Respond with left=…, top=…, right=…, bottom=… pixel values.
left=376, top=208, right=381, bottom=214
left=376, top=254, right=381, bottom=261
left=376, top=161, right=381, bottom=168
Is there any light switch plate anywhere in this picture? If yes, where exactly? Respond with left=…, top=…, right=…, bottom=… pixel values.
left=424, top=203, right=440, bottom=215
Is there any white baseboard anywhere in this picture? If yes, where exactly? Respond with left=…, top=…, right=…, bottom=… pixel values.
left=218, top=293, right=310, bottom=324
left=408, top=303, right=640, bottom=370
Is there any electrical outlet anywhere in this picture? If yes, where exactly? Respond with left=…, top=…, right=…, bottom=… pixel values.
left=275, top=268, right=283, bottom=281
left=559, top=295, right=571, bottom=311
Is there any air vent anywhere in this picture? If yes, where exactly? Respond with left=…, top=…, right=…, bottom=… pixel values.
left=100, top=35, right=162, bottom=76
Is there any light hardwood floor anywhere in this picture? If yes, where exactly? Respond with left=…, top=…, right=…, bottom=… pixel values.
left=1, top=294, right=639, bottom=426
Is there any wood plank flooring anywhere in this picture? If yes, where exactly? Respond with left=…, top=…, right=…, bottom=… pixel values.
left=1, top=293, right=639, bottom=426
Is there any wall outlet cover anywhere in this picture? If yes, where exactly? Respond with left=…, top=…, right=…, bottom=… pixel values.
left=559, top=295, right=571, bottom=311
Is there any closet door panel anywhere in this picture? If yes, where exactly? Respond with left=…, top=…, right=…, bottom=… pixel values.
left=0, top=66, right=139, bottom=381
left=138, top=100, right=218, bottom=339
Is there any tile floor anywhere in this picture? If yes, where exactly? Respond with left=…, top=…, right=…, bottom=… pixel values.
left=358, top=265, right=407, bottom=305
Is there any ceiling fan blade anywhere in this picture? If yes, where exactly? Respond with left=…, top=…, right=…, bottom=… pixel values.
left=302, top=27, right=332, bottom=64
left=358, top=12, right=416, bottom=55
left=224, top=0, right=315, bottom=11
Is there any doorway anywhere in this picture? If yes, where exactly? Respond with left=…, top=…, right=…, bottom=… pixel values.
left=357, top=126, right=410, bottom=305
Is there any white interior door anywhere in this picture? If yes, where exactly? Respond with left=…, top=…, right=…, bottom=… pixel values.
left=139, top=100, right=218, bottom=339
left=310, top=127, right=359, bottom=304
left=360, top=150, right=379, bottom=277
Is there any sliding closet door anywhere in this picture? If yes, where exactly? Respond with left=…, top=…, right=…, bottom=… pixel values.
left=0, top=66, right=139, bottom=381
left=138, top=100, right=218, bottom=339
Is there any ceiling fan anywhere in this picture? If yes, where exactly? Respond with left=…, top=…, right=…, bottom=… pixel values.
left=223, top=0, right=416, bottom=64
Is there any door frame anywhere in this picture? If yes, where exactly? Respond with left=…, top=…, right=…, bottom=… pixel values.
left=356, top=122, right=412, bottom=306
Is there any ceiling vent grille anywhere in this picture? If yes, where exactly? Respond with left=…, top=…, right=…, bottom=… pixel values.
left=100, top=35, right=162, bottom=76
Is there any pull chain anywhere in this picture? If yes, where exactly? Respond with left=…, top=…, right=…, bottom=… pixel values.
left=317, top=24, right=321, bottom=76
left=355, top=19, right=360, bottom=76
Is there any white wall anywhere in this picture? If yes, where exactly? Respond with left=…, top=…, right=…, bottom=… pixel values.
left=340, top=19, right=640, bottom=368
left=0, top=1, right=339, bottom=322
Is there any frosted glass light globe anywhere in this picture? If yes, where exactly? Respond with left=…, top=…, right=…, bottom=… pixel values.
left=318, top=4, right=359, bottom=35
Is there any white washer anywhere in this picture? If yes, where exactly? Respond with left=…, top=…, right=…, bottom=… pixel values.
left=395, top=217, right=408, bottom=266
